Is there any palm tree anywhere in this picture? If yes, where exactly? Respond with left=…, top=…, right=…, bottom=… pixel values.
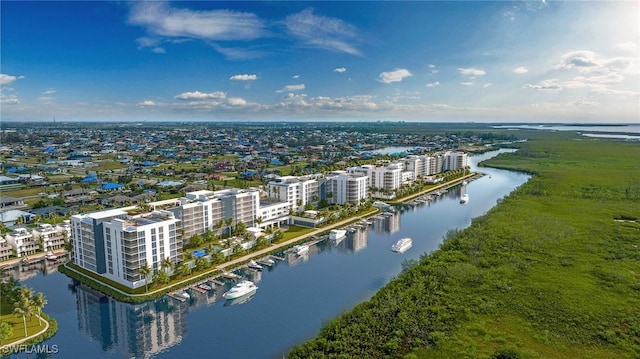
left=32, top=292, right=47, bottom=326
left=255, top=216, right=263, bottom=228
left=19, top=286, right=34, bottom=302
left=175, top=262, right=191, bottom=278
left=13, top=297, right=33, bottom=337
left=225, top=217, right=234, bottom=236
left=139, top=262, right=152, bottom=292
left=161, top=257, right=173, bottom=274
left=216, top=219, right=225, bottom=238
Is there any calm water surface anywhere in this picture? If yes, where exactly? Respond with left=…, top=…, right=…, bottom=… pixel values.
left=7, top=149, right=529, bottom=359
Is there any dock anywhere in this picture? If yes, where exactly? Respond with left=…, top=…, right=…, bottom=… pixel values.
left=221, top=272, right=241, bottom=279
left=190, top=285, right=208, bottom=294
left=210, top=279, right=225, bottom=286
left=167, top=292, right=187, bottom=302
left=270, top=255, right=285, bottom=261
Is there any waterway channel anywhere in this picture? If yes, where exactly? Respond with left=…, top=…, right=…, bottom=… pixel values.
left=5, top=149, right=529, bottom=359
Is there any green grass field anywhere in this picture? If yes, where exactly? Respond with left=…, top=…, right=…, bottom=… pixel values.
left=289, top=134, right=640, bottom=358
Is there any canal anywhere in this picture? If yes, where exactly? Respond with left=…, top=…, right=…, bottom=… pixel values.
left=6, top=149, right=529, bottom=359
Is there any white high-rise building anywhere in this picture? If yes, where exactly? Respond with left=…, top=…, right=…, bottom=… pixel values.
left=349, top=163, right=403, bottom=198
left=326, top=171, right=368, bottom=205
left=267, top=175, right=321, bottom=212
left=443, top=151, right=468, bottom=171
left=403, top=156, right=424, bottom=181
left=71, top=208, right=183, bottom=288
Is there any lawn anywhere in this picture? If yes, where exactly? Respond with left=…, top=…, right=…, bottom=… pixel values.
left=0, top=313, right=48, bottom=345
left=281, top=225, right=316, bottom=241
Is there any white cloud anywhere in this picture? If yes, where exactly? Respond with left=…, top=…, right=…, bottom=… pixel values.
left=276, top=84, right=305, bottom=93
left=175, top=91, right=226, bottom=100
left=378, top=69, right=412, bottom=84
left=483, top=83, right=493, bottom=88
left=37, top=96, right=55, bottom=105
left=1, top=74, right=20, bottom=86
left=553, top=51, right=600, bottom=72
left=139, top=100, right=158, bottom=107
left=426, top=81, right=440, bottom=87
left=283, top=8, right=361, bottom=56
left=525, top=80, right=562, bottom=90
left=152, top=47, right=166, bottom=54
left=569, top=99, right=599, bottom=107
left=42, top=89, right=56, bottom=95
left=210, top=43, right=266, bottom=60
left=136, top=36, right=162, bottom=48
left=459, top=67, right=486, bottom=76
left=513, top=66, right=528, bottom=74
left=230, top=74, right=258, bottom=81
left=527, top=50, right=640, bottom=96
left=0, top=94, right=19, bottom=105
left=460, top=82, right=474, bottom=86
left=333, top=67, right=347, bottom=73
left=292, top=74, right=300, bottom=79
left=277, top=93, right=377, bottom=112
left=128, top=2, right=266, bottom=41
left=227, top=97, right=247, bottom=106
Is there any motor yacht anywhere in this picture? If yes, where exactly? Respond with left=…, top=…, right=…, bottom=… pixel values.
left=391, top=237, right=413, bottom=253
left=223, top=280, right=258, bottom=300
left=248, top=260, right=263, bottom=271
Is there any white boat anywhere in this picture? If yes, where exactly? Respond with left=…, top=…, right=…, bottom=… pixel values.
left=45, top=251, right=58, bottom=261
left=248, top=260, right=263, bottom=271
left=292, top=244, right=309, bottom=256
left=263, top=258, right=276, bottom=265
left=178, top=291, right=190, bottom=299
left=391, top=237, right=413, bottom=253
left=329, top=229, right=347, bottom=240
left=460, top=193, right=469, bottom=204
left=223, top=280, right=258, bottom=300
left=224, top=291, right=256, bottom=306
left=462, top=180, right=468, bottom=185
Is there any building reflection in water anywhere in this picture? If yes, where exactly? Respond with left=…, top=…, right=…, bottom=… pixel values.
left=371, top=212, right=400, bottom=234
left=0, top=255, right=70, bottom=282
left=74, top=283, right=186, bottom=358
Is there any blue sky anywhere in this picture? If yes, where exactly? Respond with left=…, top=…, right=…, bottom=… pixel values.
left=1, top=1, right=638, bottom=122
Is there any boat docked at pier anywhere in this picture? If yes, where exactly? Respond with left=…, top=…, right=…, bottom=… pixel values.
left=292, top=244, right=309, bottom=256
left=329, top=229, right=347, bottom=240
left=248, top=260, right=263, bottom=271
left=390, top=237, right=413, bottom=253
left=45, top=251, right=58, bottom=261
left=223, top=280, right=258, bottom=300
left=460, top=193, right=469, bottom=204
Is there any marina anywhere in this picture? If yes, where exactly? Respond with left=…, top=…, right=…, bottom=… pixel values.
left=9, top=149, right=529, bottom=359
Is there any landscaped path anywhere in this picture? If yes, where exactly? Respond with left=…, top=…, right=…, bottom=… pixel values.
left=0, top=314, right=49, bottom=351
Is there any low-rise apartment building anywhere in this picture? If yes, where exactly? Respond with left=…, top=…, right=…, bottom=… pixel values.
left=0, top=236, right=12, bottom=261
left=5, top=227, right=39, bottom=257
